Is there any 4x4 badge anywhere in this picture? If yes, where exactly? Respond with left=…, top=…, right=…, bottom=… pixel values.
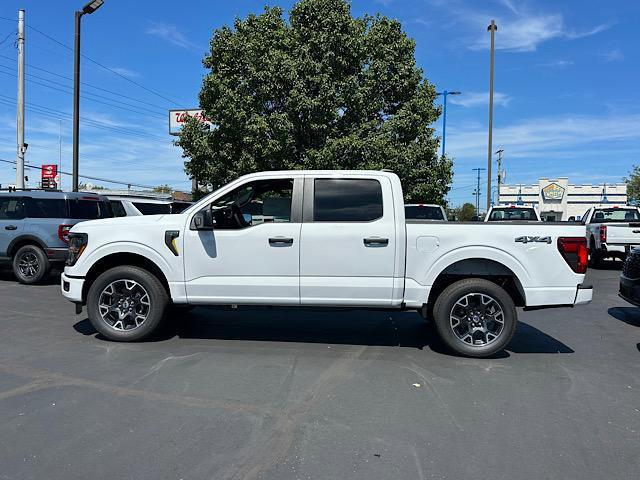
left=515, top=236, right=552, bottom=244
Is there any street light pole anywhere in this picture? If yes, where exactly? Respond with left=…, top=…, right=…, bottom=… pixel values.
left=436, top=90, right=461, bottom=158
left=495, top=148, right=503, bottom=205
left=72, top=0, right=104, bottom=192
left=486, top=19, right=497, bottom=212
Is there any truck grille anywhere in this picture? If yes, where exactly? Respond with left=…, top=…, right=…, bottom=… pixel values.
left=622, top=249, right=640, bottom=279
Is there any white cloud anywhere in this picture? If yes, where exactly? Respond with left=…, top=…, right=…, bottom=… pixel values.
left=538, top=59, right=574, bottom=68
left=108, top=66, right=139, bottom=78
left=599, top=48, right=624, bottom=62
left=449, top=91, right=512, bottom=108
left=146, top=22, right=200, bottom=51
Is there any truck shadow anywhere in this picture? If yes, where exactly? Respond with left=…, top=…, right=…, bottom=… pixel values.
left=73, top=306, right=573, bottom=355
left=608, top=307, right=640, bottom=327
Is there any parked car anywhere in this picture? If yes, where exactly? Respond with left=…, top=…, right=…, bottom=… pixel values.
left=61, top=170, right=591, bottom=357
left=0, top=189, right=112, bottom=284
left=485, top=205, right=541, bottom=222
left=405, top=204, right=447, bottom=221
left=583, top=205, right=640, bottom=266
left=83, top=189, right=192, bottom=217
left=619, top=247, right=640, bottom=307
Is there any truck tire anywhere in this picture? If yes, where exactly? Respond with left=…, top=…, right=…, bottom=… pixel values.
left=12, top=244, right=50, bottom=284
left=588, top=238, right=602, bottom=268
left=87, top=265, right=169, bottom=342
left=432, top=278, right=517, bottom=357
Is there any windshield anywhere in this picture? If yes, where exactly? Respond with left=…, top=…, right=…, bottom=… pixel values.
left=590, top=208, right=640, bottom=223
left=405, top=205, right=444, bottom=220
left=488, top=207, right=537, bottom=221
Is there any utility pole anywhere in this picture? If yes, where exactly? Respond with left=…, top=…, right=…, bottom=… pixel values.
left=472, top=167, right=486, bottom=215
left=58, top=119, right=62, bottom=189
left=495, top=148, right=504, bottom=205
left=16, top=9, right=26, bottom=189
left=486, top=19, right=497, bottom=212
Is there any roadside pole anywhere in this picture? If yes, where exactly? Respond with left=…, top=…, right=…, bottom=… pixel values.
left=16, top=9, right=25, bottom=189
left=486, top=20, right=497, bottom=212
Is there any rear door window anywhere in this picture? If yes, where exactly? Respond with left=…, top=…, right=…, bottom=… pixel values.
left=110, top=200, right=127, bottom=217
left=313, top=179, right=383, bottom=222
left=25, top=198, right=66, bottom=218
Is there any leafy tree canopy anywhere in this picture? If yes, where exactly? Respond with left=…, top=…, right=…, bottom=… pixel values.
left=624, top=165, right=640, bottom=203
left=453, top=202, right=476, bottom=222
left=177, top=0, right=452, bottom=203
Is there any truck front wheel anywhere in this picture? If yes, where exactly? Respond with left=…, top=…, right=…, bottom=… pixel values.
left=87, top=265, right=169, bottom=342
left=432, top=278, right=517, bottom=357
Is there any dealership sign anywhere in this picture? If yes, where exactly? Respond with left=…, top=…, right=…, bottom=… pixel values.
left=168, top=109, right=212, bottom=135
left=542, top=182, right=565, bottom=201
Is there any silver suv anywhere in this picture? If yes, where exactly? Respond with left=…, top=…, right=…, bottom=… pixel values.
left=0, top=189, right=112, bottom=284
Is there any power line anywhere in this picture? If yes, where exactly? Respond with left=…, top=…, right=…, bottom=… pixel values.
left=0, top=53, right=170, bottom=111
left=26, top=23, right=190, bottom=108
left=0, top=156, right=156, bottom=189
left=0, top=93, right=169, bottom=141
left=0, top=29, right=15, bottom=47
left=0, top=68, right=167, bottom=118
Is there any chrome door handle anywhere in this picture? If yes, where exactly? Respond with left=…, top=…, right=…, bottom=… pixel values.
left=363, top=237, right=388, bottom=247
left=4, top=225, right=17, bottom=231
left=269, top=237, right=294, bottom=246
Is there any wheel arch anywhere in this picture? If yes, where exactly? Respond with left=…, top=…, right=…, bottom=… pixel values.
left=7, top=235, right=47, bottom=257
left=81, top=252, right=171, bottom=303
left=427, top=257, right=527, bottom=309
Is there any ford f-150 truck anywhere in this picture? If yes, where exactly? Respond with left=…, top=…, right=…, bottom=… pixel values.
left=582, top=205, right=640, bottom=266
left=61, top=171, right=592, bottom=357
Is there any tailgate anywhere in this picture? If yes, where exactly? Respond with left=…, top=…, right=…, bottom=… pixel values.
left=606, top=223, right=640, bottom=245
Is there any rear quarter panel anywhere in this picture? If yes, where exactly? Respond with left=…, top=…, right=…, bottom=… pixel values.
left=405, top=222, right=587, bottom=307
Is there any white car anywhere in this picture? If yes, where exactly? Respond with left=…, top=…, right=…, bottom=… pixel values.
left=582, top=205, right=640, bottom=265
left=404, top=204, right=447, bottom=221
left=485, top=205, right=541, bottom=222
left=61, top=170, right=592, bottom=357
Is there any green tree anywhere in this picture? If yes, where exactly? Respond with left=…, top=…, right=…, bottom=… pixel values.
left=153, top=184, right=173, bottom=194
left=624, top=165, right=640, bottom=202
left=455, top=202, right=476, bottom=222
left=176, top=0, right=452, bottom=203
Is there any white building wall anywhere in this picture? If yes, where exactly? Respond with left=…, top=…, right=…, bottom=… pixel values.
left=498, top=179, right=627, bottom=221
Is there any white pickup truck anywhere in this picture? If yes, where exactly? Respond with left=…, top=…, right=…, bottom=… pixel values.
left=583, top=205, right=640, bottom=265
left=61, top=170, right=592, bottom=357
left=485, top=205, right=541, bottom=222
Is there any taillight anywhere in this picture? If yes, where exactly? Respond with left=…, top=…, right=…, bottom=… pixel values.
left=558, top=237, right=588, bottom=274
left=58, top=224, right=73, bottom=244
left=600, top=225, right=607, bottom=243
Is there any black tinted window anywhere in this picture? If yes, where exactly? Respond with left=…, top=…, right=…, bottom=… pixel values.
left=488, top=208, right=537, bottom=221
left=111, top=200, right=127, bottom=217
left=314, top=179, right=383, bottom=222
left=405, top=205, right=444, bottom=220
left=132, top=202, right=171, bottom=215
left=0, top=197, right=25, bottom=220
left=68, top=199, right=112, bottom=219
left=26, top=198, right=66, bottom=218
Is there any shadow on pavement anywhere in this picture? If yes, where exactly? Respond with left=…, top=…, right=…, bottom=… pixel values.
left=591, top=260, right=624, bottom=271
left=73, top=306, right=573, bottom=355
left=608, top=307, right=640, bottom=327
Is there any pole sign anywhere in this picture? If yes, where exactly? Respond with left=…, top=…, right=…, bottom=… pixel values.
left=41, top=164, right=58, bottom=190
left=168, top=109, right=212, bottom=135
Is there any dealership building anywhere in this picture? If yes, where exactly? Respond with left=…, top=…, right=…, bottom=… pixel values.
left=498, top=178, right=628, bottom=222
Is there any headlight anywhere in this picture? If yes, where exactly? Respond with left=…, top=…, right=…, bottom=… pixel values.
left=66, top=233, right=88, bottom=266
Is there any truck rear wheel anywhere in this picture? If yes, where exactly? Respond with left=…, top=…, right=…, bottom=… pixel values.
left=432, top=278, right=517, bottom=357
left=87, top=265, right=168, bottom=342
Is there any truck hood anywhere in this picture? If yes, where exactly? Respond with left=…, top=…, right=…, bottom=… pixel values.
left=71, top=214, right=187, bottom=231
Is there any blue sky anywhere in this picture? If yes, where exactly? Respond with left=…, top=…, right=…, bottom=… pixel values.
left=0, top=0, right=638, bottom=205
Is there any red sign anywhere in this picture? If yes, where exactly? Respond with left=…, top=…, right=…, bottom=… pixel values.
left=42, top=164, right=57, bottom=179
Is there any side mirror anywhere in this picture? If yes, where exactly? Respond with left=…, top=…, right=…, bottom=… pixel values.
left=190, top=209, right=214, bottom=230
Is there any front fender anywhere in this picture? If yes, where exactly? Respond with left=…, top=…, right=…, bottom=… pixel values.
left=71, top=241, right=179, bottom=281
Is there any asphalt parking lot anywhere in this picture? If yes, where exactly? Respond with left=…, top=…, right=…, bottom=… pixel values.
left=0, top=266, right=638, bottom=480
